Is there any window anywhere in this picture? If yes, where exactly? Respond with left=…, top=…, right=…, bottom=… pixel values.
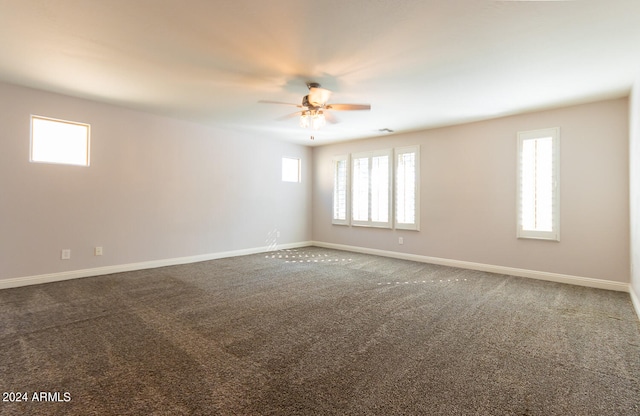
left=30, top=115, right=90, bottom=166
left=332, top=155, right=349, bottom=225
left=517, top=127, right=560, bottom=240
left=351, top=149, right=392, bottom=228
left=395, top=146, right=420, bottom=230
left=333, top=146, right=420, bottom=230
left=282, top=157, right=301, bottom=182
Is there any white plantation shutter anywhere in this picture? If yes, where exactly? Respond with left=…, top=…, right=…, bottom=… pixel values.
left=352, top=156, right=369, bottom=222
left=395, top=146, right=420, bottom=230
left=351, top=149, right=392, bottom=228
left=332, top=146, right=418, bottom=230
left=517, top=128, right=560, bottom=240
left=332, top=156, right=349, bottom=224
left=371, top=155, right=389, bottom=223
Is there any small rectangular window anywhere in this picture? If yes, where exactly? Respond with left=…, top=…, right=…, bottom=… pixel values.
left=517, top=127, right=560, bottom=240
left=30, top=115, right=90, bottom=166
left=282, top=157, right=301, bottom=182
left=332, top=155, right=349, bottom=225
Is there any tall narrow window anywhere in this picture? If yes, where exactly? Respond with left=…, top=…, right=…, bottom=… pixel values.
left=370, top=154, right=390, bottom=223
left=351, top=149, right=392, bottom=228
left=30, top=115, right=90, bottom=166
left=517, top=127, right=560, bottom=240
left=332, top=155, right=349, bottom=225
left=282, top=157, right=301, bottom=182
left=352, top=156, right=369, bottom=222
left=395, top=146, right=420, bottom=230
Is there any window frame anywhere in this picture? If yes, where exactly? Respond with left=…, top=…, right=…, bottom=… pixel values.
left=395, top=145, right=420, bottom=231
left=351, top=148, right=393, bottom=228
left=332, top=155, right=350, bottom=225
left=516, top=127, right=560, bottom=241
left=282, top=157, right=301, bottom=183
left=30, top=115, right=91, bottom=166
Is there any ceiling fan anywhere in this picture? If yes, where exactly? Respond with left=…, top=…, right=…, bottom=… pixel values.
left=259, top=82, right=371, bottom=134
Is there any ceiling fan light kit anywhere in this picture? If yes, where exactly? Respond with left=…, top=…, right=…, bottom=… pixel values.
left=260, top=82, right=371, bottom=136
left=299, top=110, right=326, bottom=130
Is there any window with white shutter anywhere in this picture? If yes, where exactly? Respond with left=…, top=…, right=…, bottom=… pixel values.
left=395, top=146, right=420, bottom=230
left=332, top=155, right=349, bottom=225
left=351, top=149, right=392, bottom=228
left=517, top=128, right=560, bottom=240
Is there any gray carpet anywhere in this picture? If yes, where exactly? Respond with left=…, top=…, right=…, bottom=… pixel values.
left=1, top=247, right=639, bottom=415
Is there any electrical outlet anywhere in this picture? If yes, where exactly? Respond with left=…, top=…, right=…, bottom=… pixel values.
left=94, top=246, right=103, bottom=256
left=61, top=249, right=71, bottom=260
left=398, top=237, right=404, bottom=245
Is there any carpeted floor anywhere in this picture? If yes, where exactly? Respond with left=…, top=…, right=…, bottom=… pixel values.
left=1, top=247, right=639, bottom=415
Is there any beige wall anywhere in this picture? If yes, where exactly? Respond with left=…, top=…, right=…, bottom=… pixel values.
left=0, top=82, right=312, bottom=281
left=0, top=81, right=632, bottom=290
left=313, top=98, right=630, bottom=283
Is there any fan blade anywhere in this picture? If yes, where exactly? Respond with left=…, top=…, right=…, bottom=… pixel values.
left=323, top=111, right=339, bottom=124
left=276, top=111, right=304, bottom=121
left=307, top=87, right=332, bottom=107
left=258, top=100, right=303, bottom=108
left=326, top=103, right=371, bottom=111
left=325, top=104, right=371, bottom=111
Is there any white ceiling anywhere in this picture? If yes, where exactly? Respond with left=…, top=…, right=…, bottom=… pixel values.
left=1, top=0, right=639, bottom=146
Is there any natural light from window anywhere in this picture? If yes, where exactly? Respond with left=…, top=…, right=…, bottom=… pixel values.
left=517, top=127, right=559, bottom=240
left=332, top=157, right=348, bottom=224
left=395, top=147, right=419, bottom=229
left=370, top=155, right=389, bottom=223
left=31, top=115, right=90, bottom=166
left=352, top=156, right=370, bottom=222
left=347, top=147, right=416, bottom=229
left=351, top=150, right=392, bottom=228
left=521, top=137, right=553, bottom=231
left=282, top=157, right=301, bottom=182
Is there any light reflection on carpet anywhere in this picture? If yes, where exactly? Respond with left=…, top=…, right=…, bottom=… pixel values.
left=265, top=248, right=353, bottom=264
left=377, top=278, right=468, bottom=286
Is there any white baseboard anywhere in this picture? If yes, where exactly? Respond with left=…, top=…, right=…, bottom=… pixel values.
left=630, top=286, right=640, bottom=321
left=311, top=241, right=630, bottom=293
left=0, top=241, right=312, bottom=290
left=3, top=239, right=635, bottom=314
